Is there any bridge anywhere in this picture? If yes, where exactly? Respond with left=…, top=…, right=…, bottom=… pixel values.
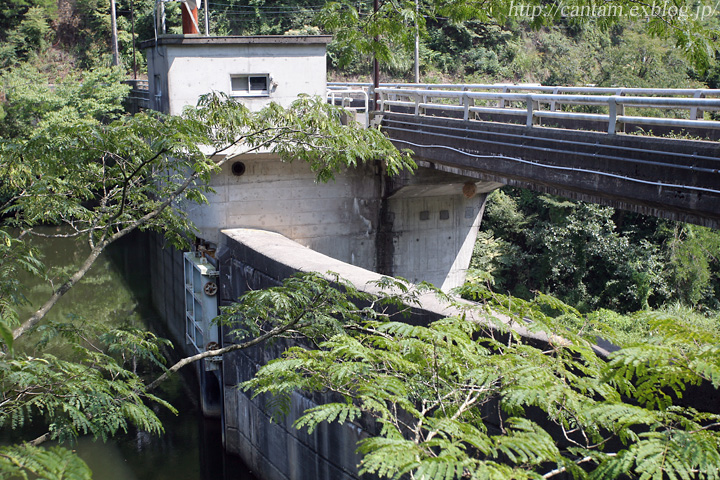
left=329, top=82, right=720, bottom=229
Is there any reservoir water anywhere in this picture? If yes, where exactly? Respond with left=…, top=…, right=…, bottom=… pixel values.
left=13, top=229, right=257, bottom=480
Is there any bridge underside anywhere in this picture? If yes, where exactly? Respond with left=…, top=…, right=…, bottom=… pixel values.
left=381, top=112, right=720, bottom=229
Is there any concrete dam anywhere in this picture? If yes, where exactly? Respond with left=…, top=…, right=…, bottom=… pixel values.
left=134, top=33, right=720, bottom=480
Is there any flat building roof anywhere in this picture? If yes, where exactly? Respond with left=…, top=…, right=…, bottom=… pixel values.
left=140, top=34, right=333, bottom=50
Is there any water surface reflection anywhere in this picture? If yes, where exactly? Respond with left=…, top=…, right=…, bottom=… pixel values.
left=16, top=229, right=257, bottom=480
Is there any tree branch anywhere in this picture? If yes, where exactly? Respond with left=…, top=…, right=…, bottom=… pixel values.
left=147, top=317, right=301, bottom=392
left=12, top=242, right=106, bottom=340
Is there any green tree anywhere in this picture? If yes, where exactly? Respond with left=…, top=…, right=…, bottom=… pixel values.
left=315, top=0, right=719, bottom=77
left=0, top=64, right=130, bottom=140
left=238, top=274, right=720, bottom=480
left=472, top=187, right=720, bottom=312
left=0, top=6, right=53, bottom=68
left=667, top=223, right=720, bottom=308
left=472, top=189, right=666, bottom=312
left=0, top=86, right=414, bottom=477
left=0, top=0, right=56, bottom=38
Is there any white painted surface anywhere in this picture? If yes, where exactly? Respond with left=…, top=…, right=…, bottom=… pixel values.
left=144, top=36, right=331, bottom=114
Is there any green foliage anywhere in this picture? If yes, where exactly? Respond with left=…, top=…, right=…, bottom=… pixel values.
left=0, top=445, right=92, bottom=480
left=0, top=0, right=56, bottom=42
left=667, top=223, right=720, bottom=307
left=101, top=326, right=172, bottom=372
left=240, top=273, right=720, bottom=480
left=211, top=0, right=321, bottom=36
left=203, top=0, right=713, bottom=80
left=596, top=25, right=699, bottom=89
left=0, top=6, right=53, bottom=67
left=0, top=351, right=170, bottom=443
left=0, top=79, right=413, bottom=478
left=471, top=187, right=720, bottom=313
left=0, top=64, right=130, bottom=140
left=0, top=231, right=44, bottom=354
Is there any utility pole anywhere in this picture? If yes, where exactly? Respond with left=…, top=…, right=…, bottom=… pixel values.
left=110, top=0, right=120, bottom=66
left=131, top=0, right=137, bottom=78
left=414, top=0, right=420, bottom=83
left=373, top=0, right=379, bottom=108
left=204, top=0, right=210, bottom=35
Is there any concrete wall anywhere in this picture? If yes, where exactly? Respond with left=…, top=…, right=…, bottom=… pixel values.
left=142, top=35, right=332, bottom=114
left=380, top=168, right=503, bottom=290
left=217, top=230, right=372, bottom=480
left=385, top=192, right=486, bottom=290
left=184, top=154, right=383, bottom=273
left=141, top=34, right=497, bottom=294
left=185, top=152, right=504, bottom=291
left=148, top=232, right=186, bottom=344
left=213, top=228, right=547, bottom=480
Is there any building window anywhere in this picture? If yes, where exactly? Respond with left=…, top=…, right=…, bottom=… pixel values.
left=230, top=74, right=270, bottom=96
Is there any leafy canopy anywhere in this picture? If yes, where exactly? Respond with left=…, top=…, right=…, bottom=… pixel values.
left=238, top=273, right=720, bottom=480
left=0, top=84, right=414, bottom=478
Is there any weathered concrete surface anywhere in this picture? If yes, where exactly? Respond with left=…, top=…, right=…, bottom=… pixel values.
left=215, top=228, right=564, bottom=480
left=185, top=151, right=498, bottom=291
left=184, top=154, right=383, bottom=273
left=381, top=112, right=720, bottom=229
left=380, top=167, right=503, bottom=289
left=142, top=34, right=498, bottom=294
left=148, top=232, right=186, bottom=345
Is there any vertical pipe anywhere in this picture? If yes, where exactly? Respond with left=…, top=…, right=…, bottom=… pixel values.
left=373, top=0, right=380, bottom=109
left=204, top=0, right=210, bottom=35
left=414, top=0, right=419, bottom=83
left=131, top=0, right=137, bottom=79
left=110, top=0, right=120, bottom=66
left=158, top=0, right=166, bottom=36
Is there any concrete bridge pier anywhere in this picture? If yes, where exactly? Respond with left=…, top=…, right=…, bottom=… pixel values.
left=377, top=165, right=504, bottom=290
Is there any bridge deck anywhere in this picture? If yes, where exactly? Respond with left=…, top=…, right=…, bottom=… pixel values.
left=380, top=112, right=720, bottom=228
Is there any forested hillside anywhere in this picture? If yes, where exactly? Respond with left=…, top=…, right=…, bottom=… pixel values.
left=2, top=0, right=720, bottom=85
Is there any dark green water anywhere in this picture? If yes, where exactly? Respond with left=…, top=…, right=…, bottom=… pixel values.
left=14, top=229, right=258, bottom=480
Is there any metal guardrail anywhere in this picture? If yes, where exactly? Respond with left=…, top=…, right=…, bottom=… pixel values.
left=327, top=87, right=370, bottom=127
left=327, top=82, right=720, bottom=135
left=122, top=79, right=151, bottom=111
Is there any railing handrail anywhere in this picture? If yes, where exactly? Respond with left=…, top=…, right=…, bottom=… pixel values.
left=328, top=81, right=720, bottom=97
left=326, top=88, right=370, bottom=127
left=123, top=79, right=150, bottom=91
left=328, top=82, right=720, bottom=135
left=376, top=88, right=720, bottom=109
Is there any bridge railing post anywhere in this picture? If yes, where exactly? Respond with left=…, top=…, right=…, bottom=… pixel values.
left=498, top=86, right=508, bottom=108
left=551, top=87, right=559, bottom=112
left=608, top=96, right=625, bottom=134
left=526, top=95, right=539, bottom=127
left=414, top=92, right=421, bottom=116
left=691, top=90, right=703, bottom=120
left=463, top=93, right=472, bottom=121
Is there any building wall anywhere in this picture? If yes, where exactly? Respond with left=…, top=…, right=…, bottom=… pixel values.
left=143, top=35, right=332, bottom=115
